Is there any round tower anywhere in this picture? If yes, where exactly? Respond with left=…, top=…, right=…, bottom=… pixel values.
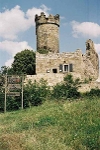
left=35, top=12, right=60, bottom=53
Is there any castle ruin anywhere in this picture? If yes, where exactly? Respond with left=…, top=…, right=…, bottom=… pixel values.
left=35, top=12, right=99, bottom=81
left=26, top=12, right=99, bottom=89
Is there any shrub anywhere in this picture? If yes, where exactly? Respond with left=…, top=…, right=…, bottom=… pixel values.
left=38, top=49, right=49, bottom=54
left=23, top=79, right=50, bottom=107
left=0, top=78, right=50, bottom=112
left=84, top=88, right=100, bottom=98
left=51, top=74, right=80, bottom=100
left=6, top=96, right=20, bottom=111
left=51, top=83, right=67, bottom=100
left=0, top=91, right=21, bottom=112
left=67, top=87, right=80, bottom=98
left=0, top=90, right=4, bottom=112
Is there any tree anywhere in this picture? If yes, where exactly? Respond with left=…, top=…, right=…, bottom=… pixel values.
left=0, top=66, right=14, bottom=75
left=12, top=49, right=36, bottom=75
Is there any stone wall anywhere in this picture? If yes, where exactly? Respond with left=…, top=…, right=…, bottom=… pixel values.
left=25, top=73, right=64, bottom=86
left=25, top=73, right=82, bottom=87
left=36, top=39, right=99, bottom=81
left=36, top=49, right=83, bottom=78
left=84, top=39, right=99, bottom=80
left=35, top=12, right=60, bottom=53
left=25, top=74, right=100, bottom=92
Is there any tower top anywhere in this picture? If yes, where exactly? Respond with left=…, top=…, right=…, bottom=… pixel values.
left=35, top=12, right=60, bottom=27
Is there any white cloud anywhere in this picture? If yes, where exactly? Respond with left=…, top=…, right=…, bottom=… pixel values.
left=0, top=5, right=29, bottom=40
left=94, top=43, right=100, bottom=74
left=5, top=58, right=14, bottom=67
left=40, top=4, right=51, bottom=12
left=0, top=5, right=50, bottom=40
left=0, top=40, right=33, bottom=66
left=94, top=43, right=100, bottom=54
left=71, top=21, right=100, bottom=38
left=0, top=5, right=50, bottom=67
left=26, top=6, right=49, bottom=27
left=0, top=40, right=33, bottom=56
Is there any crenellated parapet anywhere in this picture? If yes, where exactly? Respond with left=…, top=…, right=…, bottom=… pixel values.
left=35, top=12, right=60, bottom=27
left=35, top=12, right=60, bottom=53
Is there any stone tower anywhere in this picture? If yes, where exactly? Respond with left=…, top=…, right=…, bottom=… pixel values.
left=35, top=12, right=60, bottom=53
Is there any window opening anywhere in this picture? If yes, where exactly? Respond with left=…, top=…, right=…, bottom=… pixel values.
left=59, top=64, right=63, bottom=72
left=52, top=68, right=57, bottom=73
left=69, top=64, right=73, bottom=72
left=64, top=65, right=68, bottom=72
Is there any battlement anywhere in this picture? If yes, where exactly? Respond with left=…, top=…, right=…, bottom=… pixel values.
left=35, top=12, right=60, bottom=27
left=86, top=39, right=95, bottom=51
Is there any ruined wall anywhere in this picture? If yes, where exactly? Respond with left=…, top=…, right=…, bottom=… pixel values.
left=36, top=40, right=99, bottom=81
left=83, top=39, right=99, bottom=80
left=35, top=12, right=60, bottom=53
left=36, top=49, right=84, bottom=80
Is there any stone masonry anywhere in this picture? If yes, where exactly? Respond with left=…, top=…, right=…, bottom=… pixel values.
left=36, top=39, right=99, bottom=81
left=25, top=12, right=99, bottom=91
left=35, top=12, right=60, bottom=53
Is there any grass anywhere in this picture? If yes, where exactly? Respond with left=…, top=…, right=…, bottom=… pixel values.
left=0, top=98, right=100, bottom=150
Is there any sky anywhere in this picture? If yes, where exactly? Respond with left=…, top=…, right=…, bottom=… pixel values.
left=0, top=0, right=100, bottom=69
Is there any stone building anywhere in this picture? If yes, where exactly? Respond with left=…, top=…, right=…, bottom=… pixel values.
left=34, top=12, right=99, bottom=82
left=35, top=12, right=60, bottom=53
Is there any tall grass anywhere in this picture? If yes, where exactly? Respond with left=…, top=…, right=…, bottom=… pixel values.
left=0, top=98, right=100, bottom=150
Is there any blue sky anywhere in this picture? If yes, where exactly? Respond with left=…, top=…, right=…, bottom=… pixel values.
left=0, top=0, right=100, bottom=68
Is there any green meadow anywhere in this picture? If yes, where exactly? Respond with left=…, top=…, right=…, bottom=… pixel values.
left=0, top=98, right=100, bottom=150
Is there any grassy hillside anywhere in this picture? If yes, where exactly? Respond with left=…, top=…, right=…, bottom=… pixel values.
left=0, top=98, right=100, bottom=150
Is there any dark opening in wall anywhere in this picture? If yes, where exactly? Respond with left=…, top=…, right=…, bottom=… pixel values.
left=64, top=65, right=68, bottom=72
left=52, top=68, right=57, bottom=73
left=69, top=64, right=73, bottom=72
left=59, top=64, right=63, bottom=72
left=44, top=46, right=47, bottom=49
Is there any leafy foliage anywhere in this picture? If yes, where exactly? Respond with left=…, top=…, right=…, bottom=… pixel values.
left=0, top=66, right=14, bottom=75
left=0, top=79, right=50, bottom=112
left=23, top=79, right=50, bottom=107
left=83, top=88, right=100, bottom=98
left=1, top=73, right=100, bottom=112
left=12, top=49, right=36, bottom=75
left=52, top=74, right=80, bottom=99
left=0, top=93, right=22, bottom=112
left=51, top=83, right=67, bottom=99
left=6, top=96, right=21, bottom=111
left=38, top=49, right=49, bottom=54
left=0, top=91, right=4, bottom=112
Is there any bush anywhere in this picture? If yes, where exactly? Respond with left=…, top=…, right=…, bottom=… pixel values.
left=51, top=74, right=80, bottom=100
left=6, top=96, right=20, bottom=111
left=0, top=91, right=4, bottom=112
left=0, top=78, right=50, bottom=112
left=23, top=79, right=50, bottom=107
left=83, top=88, right=100, bottom=98
left=0, top=91, right=21, bottom=112
left=38, top=49, right=49, bottom=54
left=51, top=83, right=67, bottom=100
left=67, top=87, right=80, bottom=98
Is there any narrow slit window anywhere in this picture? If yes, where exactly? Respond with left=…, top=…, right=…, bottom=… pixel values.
left=69, top=64, right=73, bottom=72
left=59, top=64, right=63, bottom=72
